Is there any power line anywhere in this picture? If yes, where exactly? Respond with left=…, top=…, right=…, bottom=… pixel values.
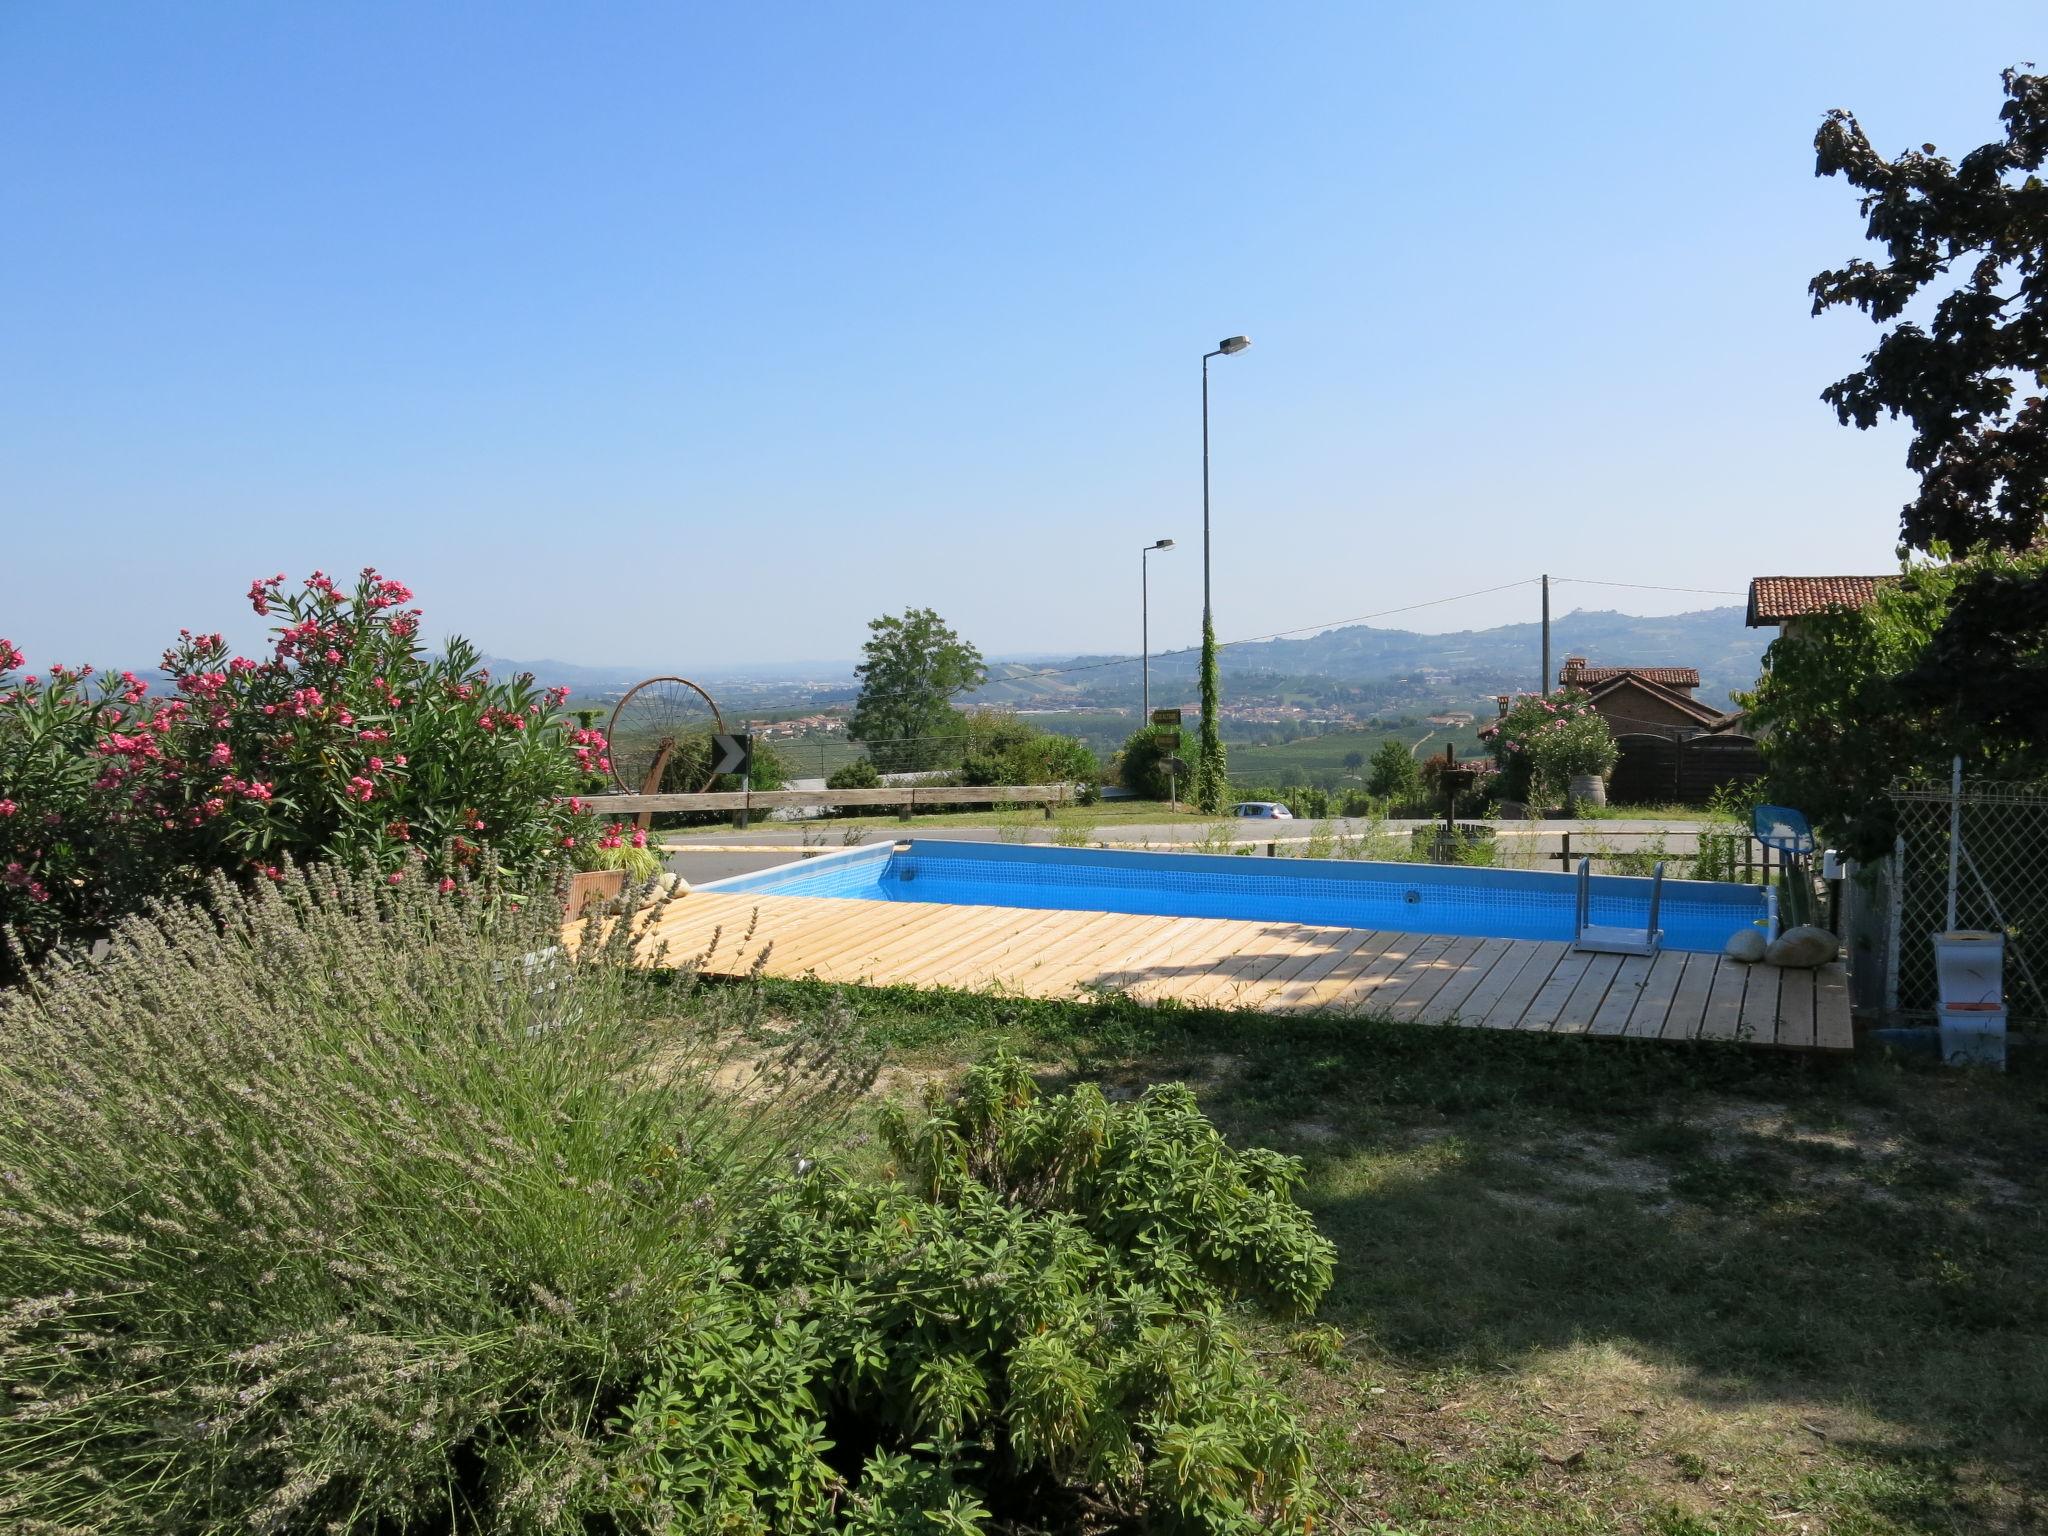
left=1551, top=576, right=1745, bottom=598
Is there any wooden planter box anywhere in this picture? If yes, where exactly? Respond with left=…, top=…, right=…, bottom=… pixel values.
left=565, top=868, right=627, bottom=920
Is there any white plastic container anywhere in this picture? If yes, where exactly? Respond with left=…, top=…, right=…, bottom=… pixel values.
left=1940, top=1004, right=2007, bottom=1069
left=1932, top=930, right=2005, bottom=1069
left=1932, top=930, right=2004, bottom=1007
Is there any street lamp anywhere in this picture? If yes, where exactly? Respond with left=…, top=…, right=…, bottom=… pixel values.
left=1141, top=538, right=1175, bottom=720
left=1197, top=335, right=1251, bottom=808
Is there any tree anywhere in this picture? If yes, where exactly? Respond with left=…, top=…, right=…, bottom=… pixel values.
left=1341, top=749, right=1366, bottom=773
left=1764, top=67, right=2048, bottom=851
left=1743, top=546, right=2045, bottom=859
left=1194, top=615, right=1228, bottom=811
left=1811, top=69, right=2048, bottom=555
left=846, top=608, right=986, bottom=773
left=1364, top=739, right=1421, bottom=802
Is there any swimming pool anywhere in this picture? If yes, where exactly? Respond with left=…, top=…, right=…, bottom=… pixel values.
left=699, top=840, right=1773, bottom=956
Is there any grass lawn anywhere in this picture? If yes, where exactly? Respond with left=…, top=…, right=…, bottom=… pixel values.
left=722, top=979, right=2048, bottom=1534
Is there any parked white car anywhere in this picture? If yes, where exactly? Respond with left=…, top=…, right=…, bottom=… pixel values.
left=1231, top=801, right=1294, bottom=819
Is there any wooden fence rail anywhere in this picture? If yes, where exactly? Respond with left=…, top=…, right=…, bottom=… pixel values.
left=576, top=784, right=1073, bottom=816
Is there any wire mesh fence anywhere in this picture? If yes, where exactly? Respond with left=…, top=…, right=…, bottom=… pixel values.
left=1890, top=779, right=2048, bottom=1026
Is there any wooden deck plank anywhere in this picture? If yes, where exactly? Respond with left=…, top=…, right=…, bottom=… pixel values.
left=1317, top=932, right=1451, bottom=1017
left=585, top=893, right=1854, bottom=1052
left=1007, top=913, right=1178, bottom=996
left=1459, top=941, right=1561, bottom=1028
left=1737, top=962, right=1785, bottom=1047
left=1814, top=963, right=1854, bottom=1051
left=1276, top=929, right=1419, bottom=1015
left=1388, top=935, right=1487, bottom=1022
left=1589, top=952, right=1660, bottom=1036
left=1266, top=929, right=1400, bottom=1011
left=921, top=908, right=1109, bottom=990
left=1516, top=948, right=1598, bottom=1031
left=1234, top=925, right=1366, bottom=1008
left=1030, top=914, right=1184, bottom=996
left=768, top=899, right=1001, bottom=980
left=802, top=902, right=1035, bottom=983
left=1127, top=920, right=1278, bottom=1004
left=1774, top=966, right=1817, bottom=1050
left=1082, top=912, right=1244, bottom=994
left=887, top=905, right=1054, bottom=988
left=1660, top=952, right=1719, bottom=1041
left=1413, top=938, right=1518, bottom=1024
left=1552, top=952, right=1626, bottom=1034
left=1621, top=949, right=1689, bottom=1039
left=1697, top=957, right=1750, bottom=1042
left=678, top=895, right=893, bottom=970
left=1172, top=924, right=1327, bottom=1008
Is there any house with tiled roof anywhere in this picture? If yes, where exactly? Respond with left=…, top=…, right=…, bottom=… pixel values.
left=1745, top=575, right=1891, bottom=636
left=1557, top=656, right=1725, bottom=737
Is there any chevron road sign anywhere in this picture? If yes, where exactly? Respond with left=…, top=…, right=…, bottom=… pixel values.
left=709, top=732, right=752, bottom=777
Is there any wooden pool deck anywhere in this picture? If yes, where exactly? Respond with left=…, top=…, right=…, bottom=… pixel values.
left=620, top=891, right=1855, bottom=1051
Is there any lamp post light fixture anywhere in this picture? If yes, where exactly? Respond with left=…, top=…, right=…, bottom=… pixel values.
left=1196, top=335, right=1251, bottom=809
left=1141, top=537, right=1175, bottom=720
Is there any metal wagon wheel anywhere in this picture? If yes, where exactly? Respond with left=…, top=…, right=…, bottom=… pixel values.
left=606, top=676, right=726, bottom=799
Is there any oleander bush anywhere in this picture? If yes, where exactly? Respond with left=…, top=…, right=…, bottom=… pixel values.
left=1, top=570, right=607, bottom=976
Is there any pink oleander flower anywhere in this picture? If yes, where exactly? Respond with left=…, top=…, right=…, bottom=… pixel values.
left=438, top=877, right=456, bottom=894
left=386, top=871, right=404, bottom=886
left=345, top=776, right=376, bottom=803
left=208, top=742, right=232, bottom=767
left=0, top=799, right=15, bottom=818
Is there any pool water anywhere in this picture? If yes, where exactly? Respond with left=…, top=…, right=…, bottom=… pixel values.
left=699, top=840, right=1771, bottom=956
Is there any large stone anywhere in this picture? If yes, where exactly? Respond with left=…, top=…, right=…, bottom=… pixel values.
left=1723, top=927, right=1767, bottom=964
left=1765, top=925, right=1837, bottom=969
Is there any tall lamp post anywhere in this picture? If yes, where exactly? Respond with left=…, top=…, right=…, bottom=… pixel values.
left=1197, top=335, right=1251, bottom=809
left=1141, top=538, right=1174, bottom=720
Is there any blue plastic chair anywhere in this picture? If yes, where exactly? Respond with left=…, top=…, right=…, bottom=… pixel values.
left=1752, top=804, right=1815, bottom=858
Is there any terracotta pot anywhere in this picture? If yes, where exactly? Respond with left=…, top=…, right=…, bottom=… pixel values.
left=565, top=868, right=627, bottom=919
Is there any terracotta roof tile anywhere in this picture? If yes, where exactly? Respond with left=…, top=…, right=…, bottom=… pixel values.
left=1559, top=662, right=1700, bottom=688
left=1746, top=576, right=1889, bottom=625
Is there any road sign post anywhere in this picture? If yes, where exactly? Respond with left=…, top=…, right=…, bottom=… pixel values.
left=708, top=733, right=754, bottom=830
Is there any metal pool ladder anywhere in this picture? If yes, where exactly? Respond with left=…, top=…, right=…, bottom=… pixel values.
left=1573, top=856, right=1664, bottom=957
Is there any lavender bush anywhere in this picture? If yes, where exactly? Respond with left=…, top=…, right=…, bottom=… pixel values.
left=0, top=866, right=868, bottom=1533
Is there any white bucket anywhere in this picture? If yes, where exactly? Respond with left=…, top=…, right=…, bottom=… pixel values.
left=1939, top=1003, right=2007, bottom=1070
left=1932, top=930, right=2004, bottom=1009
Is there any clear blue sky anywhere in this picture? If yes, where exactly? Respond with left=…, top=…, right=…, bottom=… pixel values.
left=3, top=2, right=2039, bottom=671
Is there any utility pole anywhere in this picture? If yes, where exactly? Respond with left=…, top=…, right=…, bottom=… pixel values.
left=1540, top=573, right=1551, bottom=696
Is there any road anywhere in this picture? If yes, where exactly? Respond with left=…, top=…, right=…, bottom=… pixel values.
left=659, top=815, right=1713, bottom=885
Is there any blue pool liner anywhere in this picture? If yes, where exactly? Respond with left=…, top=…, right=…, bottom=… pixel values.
left=697, top=840, right=1771, bottom=957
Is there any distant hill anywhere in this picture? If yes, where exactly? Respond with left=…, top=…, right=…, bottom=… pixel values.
left=462, top=605, right=1765, bottom=714
left=968, top=606, right=1765, bottom=712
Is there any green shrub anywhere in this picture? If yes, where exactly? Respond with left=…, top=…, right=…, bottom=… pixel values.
left=826, top=756, right=882, bottom=791
left=955, top=709, right=1100, bottom=791
left=618, top=1055, right=1334, bottom=1533
left=1114, top=723, right=1187, bottom=801
left=0, top=863, right=870, bottom=1533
